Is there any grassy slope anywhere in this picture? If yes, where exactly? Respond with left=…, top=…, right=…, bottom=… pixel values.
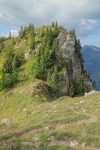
left=0, top=74, right=100, bottom=150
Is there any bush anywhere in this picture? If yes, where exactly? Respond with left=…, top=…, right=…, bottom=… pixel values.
left=0, top=51, right=23, bottom=90
left=74, top=79, right=84, bottom=96
left=0, top=67, right=18, bottom=90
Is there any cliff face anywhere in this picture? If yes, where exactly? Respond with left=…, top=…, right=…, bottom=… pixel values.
left=56, top=31, right=93, bottom=96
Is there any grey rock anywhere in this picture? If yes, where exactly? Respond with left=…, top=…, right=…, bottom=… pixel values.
left=56, top=31, right=93, bottom=96
left=2, top=119, right=12, bottom=126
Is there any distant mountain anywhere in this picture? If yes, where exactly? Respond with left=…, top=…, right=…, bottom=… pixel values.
left=82, top=45, right=100, bottom=90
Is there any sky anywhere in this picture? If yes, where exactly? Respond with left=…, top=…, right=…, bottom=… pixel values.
left=0, top=0, right=100, bottom=47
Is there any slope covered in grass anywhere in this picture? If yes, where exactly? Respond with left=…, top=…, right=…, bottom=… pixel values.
left=0, top=23, right=98, bottom=150
left=0, top=82, right=100, bottom=149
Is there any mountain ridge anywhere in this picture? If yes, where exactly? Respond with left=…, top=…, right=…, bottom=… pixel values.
left=0, top=23, right=94, bottom=97
left=82, top=45, right=100, bottom=90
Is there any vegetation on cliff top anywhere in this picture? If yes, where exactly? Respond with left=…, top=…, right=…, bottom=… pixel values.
left=0, top=23, right=94, bottom=97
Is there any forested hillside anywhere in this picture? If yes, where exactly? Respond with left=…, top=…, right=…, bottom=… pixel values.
left=0, top=23, right=94, bottom=98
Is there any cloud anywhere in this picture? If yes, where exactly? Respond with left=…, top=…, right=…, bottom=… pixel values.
left=10, top=29, right=19, bottom=37
left=0, top=12, right=3, bottom=18
left=0, top=0, right=100, bottom=37
left=5, top=29, right=19, bottom=37
left=80, top=19, right=97, bottom=27
left=76, top=18, right=98, bottom=36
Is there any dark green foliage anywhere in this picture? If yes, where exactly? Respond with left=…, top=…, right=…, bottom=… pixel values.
left=3, top=71, right=18, bottom=88
left=73, top=79, right=84, bottom=96
left=0, top=36, right=6, bottom=42
left=12, top=54, right=24, bottom=69
left=32, top=26, right=61, bottom=95
left=30, top=38, right=35, bottom=53
left=33, top=55, right=47, bottom=80
left=33, top=27, right=59, bottom=80
left=19, top=24, right=34, bottom=39
left=47, top=71, right=58, bottom=91
left=75, top=39, right=81, bottom=57
left=93, top=80, right=96, bottom=89
left=0, top=66, right=5, bottom=90
left=75, top=39, right=84, bottom=72
left=0, top=67, right=18, bottom=91
left=30, top=36, right=35, bottom=50
left=0, top=42, right=4, bottom=53
left=26, top=23, right=34, bottom=34
left=0, top=50, right=24, bottom=90
left=69, top=29, right=76, bottom=37
left=0, top=66, right=17, bottom=90
left=19, top=26, right=25, bottom=39
left=4, top=50, right=23, bottom=73
left=0, top=37, right=6, bottom=53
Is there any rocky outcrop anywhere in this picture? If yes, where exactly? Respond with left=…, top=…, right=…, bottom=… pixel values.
left=33, top=29, right=94, bottom=97
left=57, top=31, right=94, bottom=96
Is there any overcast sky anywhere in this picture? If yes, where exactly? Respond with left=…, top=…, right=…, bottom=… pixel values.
left=0, top=0, right=100, bottom=46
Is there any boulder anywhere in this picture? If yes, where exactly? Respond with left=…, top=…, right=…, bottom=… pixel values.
left=2, top=119, right=12, bottom=126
